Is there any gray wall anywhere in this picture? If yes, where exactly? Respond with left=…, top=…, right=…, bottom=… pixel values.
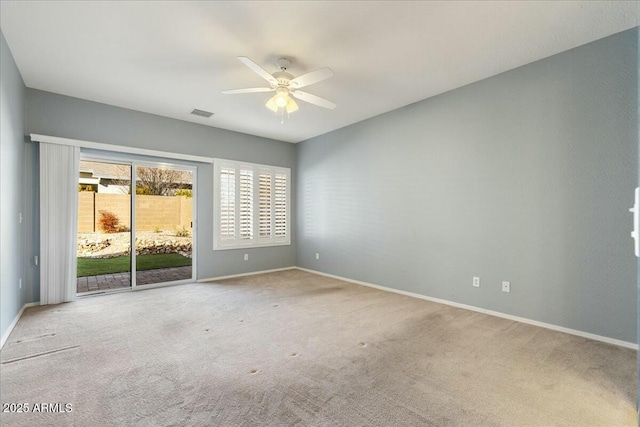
left=24, top=88, right=297, bottom=303
left=0, top=31, right=27, bottom=340
left=636, top=24, right=640, bottom=415
left=297, top=29, right=638, bottom=343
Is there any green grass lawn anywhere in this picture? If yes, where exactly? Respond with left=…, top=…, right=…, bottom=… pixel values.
left=77, top=253, right=192, bottom=277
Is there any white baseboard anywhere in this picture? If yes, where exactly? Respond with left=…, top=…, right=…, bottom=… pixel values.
left=1, top=302, right=40, bottom=349
left=198, top=266, right=296, bottom=283
left=295, top=267, right=638, bottom=350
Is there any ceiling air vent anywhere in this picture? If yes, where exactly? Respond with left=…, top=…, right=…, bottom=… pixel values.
left=190, top=109, right=214, bottom=118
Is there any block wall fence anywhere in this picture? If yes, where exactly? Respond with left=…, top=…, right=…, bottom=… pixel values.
left=78, top=192, right=192, bottom=233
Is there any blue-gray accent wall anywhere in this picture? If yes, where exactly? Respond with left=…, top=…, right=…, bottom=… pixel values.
left=0, top=31, right=27, bottom=341
left=296, top=29, right=638, bottom=343
left=636, top=23, right=640, bottom=418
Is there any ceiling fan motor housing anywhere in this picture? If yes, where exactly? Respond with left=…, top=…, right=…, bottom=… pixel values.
left=273, top=71, right=294, bottom=89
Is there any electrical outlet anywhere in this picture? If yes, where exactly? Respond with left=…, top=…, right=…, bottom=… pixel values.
left=18, top=212, right=23, bottom=224
left=34, top=256, right=39, bottom=266
left=472, top=276, right=480, bottom=287
left=244, top=254, right=249, bottom=261
left=19, top=278, right=22, bottom=289
left=502, top=281, right=511, bottom=293
left=315, top=253, right=320, bottom=260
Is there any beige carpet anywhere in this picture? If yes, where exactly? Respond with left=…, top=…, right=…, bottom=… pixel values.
left=0, top=269, right=636, bottom=426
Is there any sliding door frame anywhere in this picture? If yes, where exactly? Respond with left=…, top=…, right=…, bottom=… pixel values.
left=78, top=152, right=198, bottom=296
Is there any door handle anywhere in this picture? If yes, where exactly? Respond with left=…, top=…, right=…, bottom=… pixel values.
left=631, top=187, right=639, bottom=257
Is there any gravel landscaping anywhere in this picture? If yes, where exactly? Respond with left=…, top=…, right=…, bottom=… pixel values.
left=77, top=230, right=192, bottom=259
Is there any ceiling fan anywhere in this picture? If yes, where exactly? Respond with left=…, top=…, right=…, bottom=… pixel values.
left=222, top=57, right=336, bottom=120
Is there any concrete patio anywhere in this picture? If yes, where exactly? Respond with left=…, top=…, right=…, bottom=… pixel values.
left=77, top=266, right=193, bottom=293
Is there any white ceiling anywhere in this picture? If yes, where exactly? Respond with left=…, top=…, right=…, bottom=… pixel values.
left=1, top=1, right=637, bottom=143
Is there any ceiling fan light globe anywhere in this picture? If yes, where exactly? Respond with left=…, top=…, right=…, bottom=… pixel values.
left=286, top=97, right=299, bottom=114
left=266, top=95, right=279, bottom=113
left=276, top=96, right=288, bottom=108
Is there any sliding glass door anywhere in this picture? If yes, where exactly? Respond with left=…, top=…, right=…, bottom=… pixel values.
left=134, top=164, right=194, bottom=286
left=77, top=156, right=196, bottom=294
left=77, top=160, right=132, bottom=293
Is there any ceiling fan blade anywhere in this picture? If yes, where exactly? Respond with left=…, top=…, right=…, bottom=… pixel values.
left=237, top=56, right=278, bottom=86
left=291, top=91, right=336, bottom=110
left=222, top=87, right=274, bottom=94
left=289, top=67, right=334, bottom=89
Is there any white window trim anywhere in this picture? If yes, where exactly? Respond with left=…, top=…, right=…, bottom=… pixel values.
left=214, top=158, right=291, bottom=250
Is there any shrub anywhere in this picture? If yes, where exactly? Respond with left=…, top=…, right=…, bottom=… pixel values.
left=175, top=189, right=192, bottom=198
left=175, top=226, right=190, bottom=237
left=135, top=186, right=152, bottom=195
left=98, top=210, right=121, bottom=233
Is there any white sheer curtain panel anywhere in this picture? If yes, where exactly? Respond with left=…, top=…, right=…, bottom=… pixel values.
left=40, top=142, right=80, bottom=304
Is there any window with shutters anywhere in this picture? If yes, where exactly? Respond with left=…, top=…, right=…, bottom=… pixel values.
left=214, top=159, right=290, bottom=250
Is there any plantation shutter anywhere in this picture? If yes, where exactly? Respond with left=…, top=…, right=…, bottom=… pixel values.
left=259, top=173, right=272, bottom=238
left=219, top=167, right=236, bottom=242
left=274, top=174, right=287, bottom=237
left=214, top=159, right=290, bottom=250
left=239, top=169, right=254, bottom=241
